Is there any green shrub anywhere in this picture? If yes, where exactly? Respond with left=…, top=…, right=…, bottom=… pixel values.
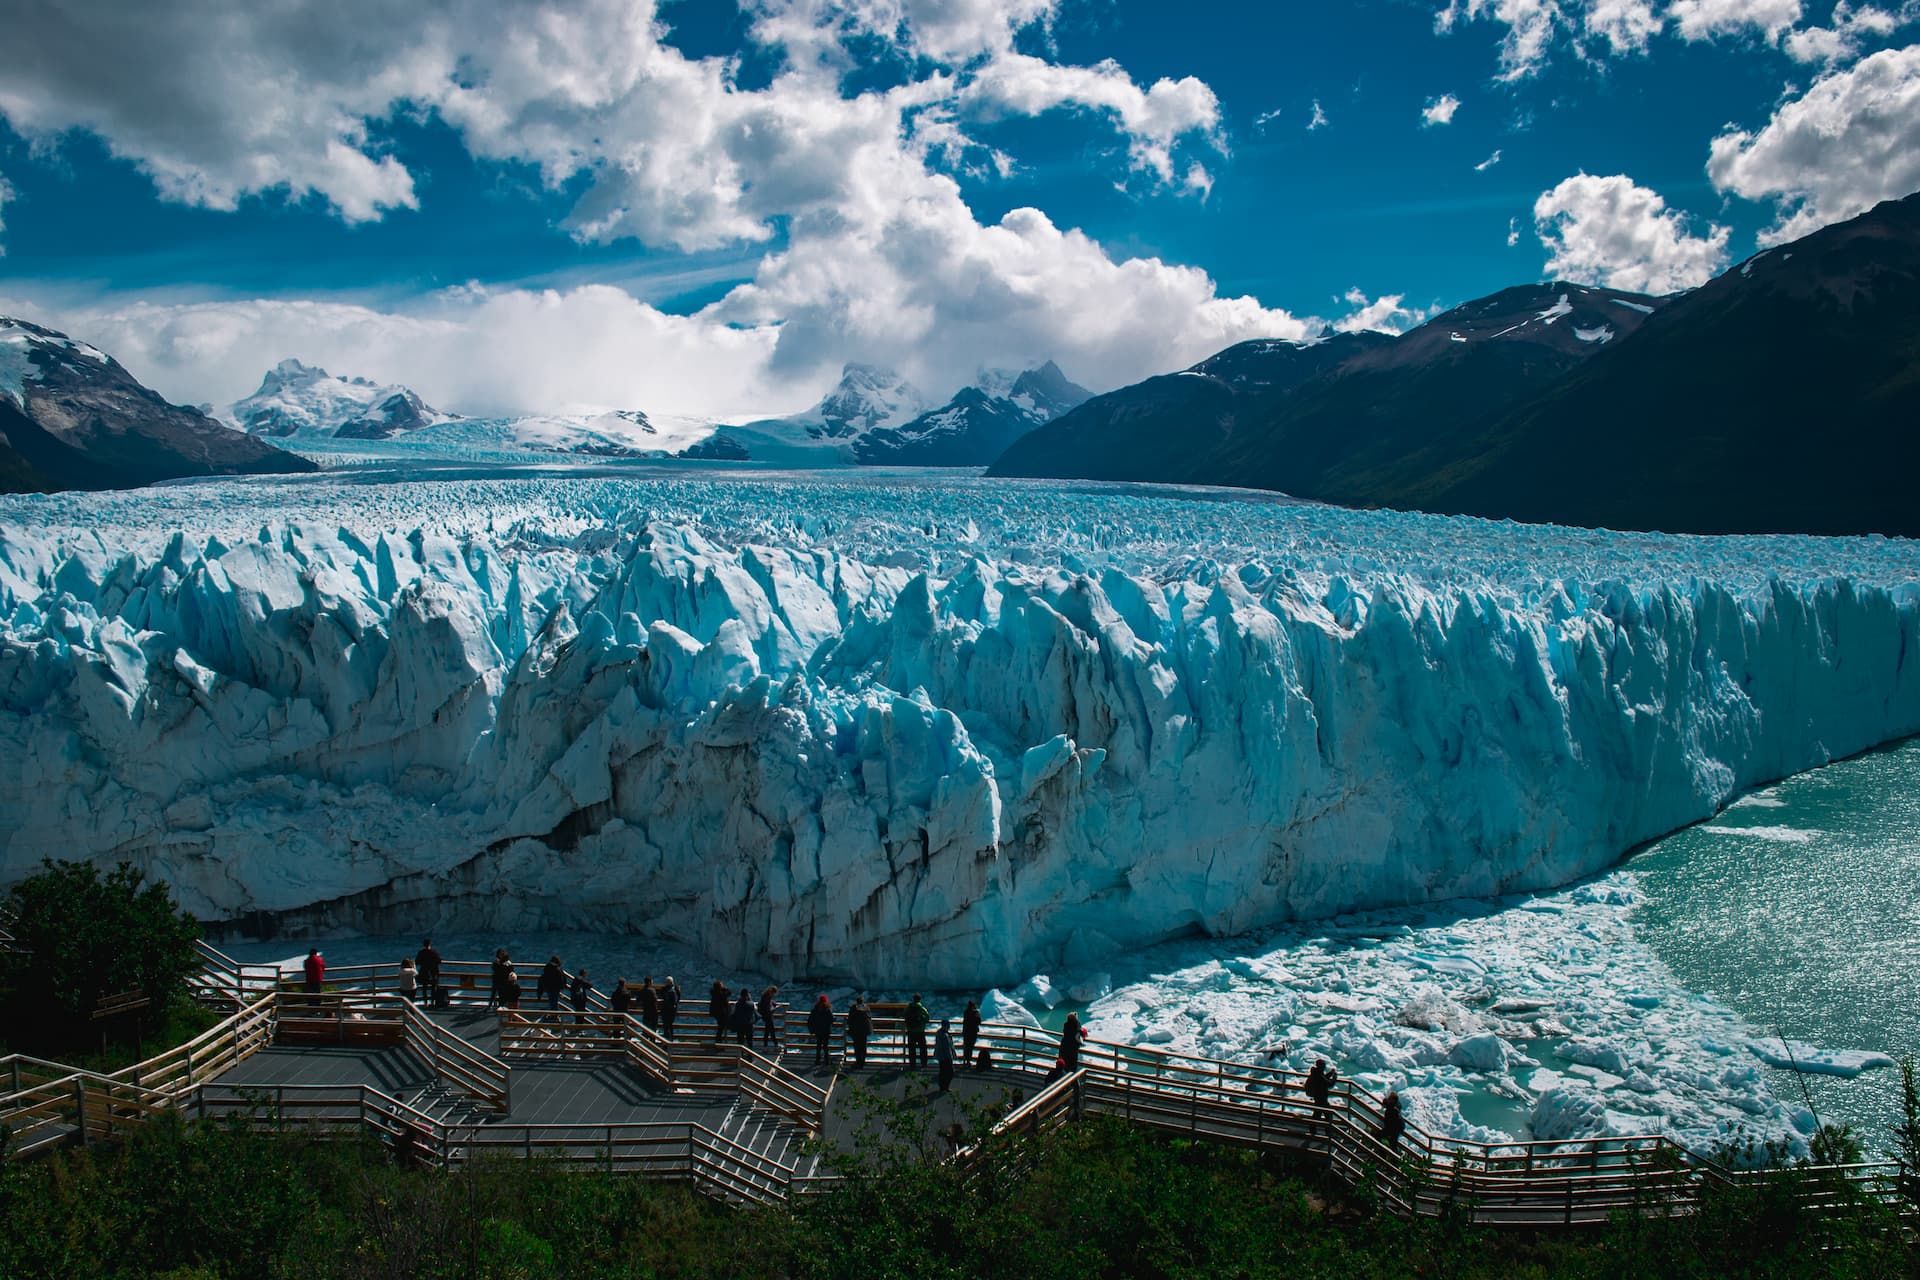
left=0, top=859, right=201, bottom=1054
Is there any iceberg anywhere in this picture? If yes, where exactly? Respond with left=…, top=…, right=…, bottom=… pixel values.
left=2, top=473, right=1919, bottom=989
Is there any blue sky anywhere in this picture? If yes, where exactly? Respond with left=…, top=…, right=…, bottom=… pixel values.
left=0, top=0, right=1915, bottom=417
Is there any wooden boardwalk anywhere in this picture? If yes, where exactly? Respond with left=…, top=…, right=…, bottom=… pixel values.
left=3, top=939, right=1908, bottom=1221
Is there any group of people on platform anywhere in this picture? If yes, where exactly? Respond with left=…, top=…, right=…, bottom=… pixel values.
left=371, top=944, right=1408, bottom=1143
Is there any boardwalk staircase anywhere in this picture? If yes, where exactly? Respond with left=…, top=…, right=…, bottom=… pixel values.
left=3, top=940, right=1909, bottom=1222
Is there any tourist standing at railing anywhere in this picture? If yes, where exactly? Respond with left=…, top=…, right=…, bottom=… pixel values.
left=539, top=955, right=566, bottom=1010
left=962, top=999, right=981, bottom=1066
left=905, top=994, right=931, bottom=1068
left=489, top=949, right=510, bottom=1011
left=709, top=981, right=730, bottom=1043
left=807, top=994, right=833, bottom=1066
left=570, top=968, right=592, bottom=1012
left=660, top=977, right=680, bottom=1039
left=759, top=985, right=781, bottom=1049
left=611, top=978, right=632, bottom=1013
left=934, top=1019, right=955, bottom=1093
left=501, top=966, right=523, bottom=1010
left=303, top=948, right=325, bottom=994
left=1059, top=1012, right=1088, bottom=1072
left=847, top=994, right=872, bottom=1066
left=398, top=956, right=418, bottom=1003
left=416, top=939, right=442, bottom=1007
left=638, top=977, right=660, bottom=1030
left=1303, top=1059, right=1338, bottom=1137
left=730, top=990, right=755, bottom=1046
left=1380, top=1091, right=1406, bottom=1150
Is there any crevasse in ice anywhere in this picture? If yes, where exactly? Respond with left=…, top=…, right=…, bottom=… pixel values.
left=2, top=473, right=1917, bottom=987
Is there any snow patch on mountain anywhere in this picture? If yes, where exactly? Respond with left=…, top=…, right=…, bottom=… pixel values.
left=1, top=319, right=111, bottom=409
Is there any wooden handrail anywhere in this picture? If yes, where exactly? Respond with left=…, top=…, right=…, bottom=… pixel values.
left=13, top=942, right=1910, bottom=1228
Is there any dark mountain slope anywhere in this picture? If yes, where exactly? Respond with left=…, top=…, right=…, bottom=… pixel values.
left=0, top=318, right=315, bottom=493
left=988, top=332, right=1394, bottom=483
left=990, top=286, right=1661, bottom=494
left=1410, top=193, right=1920, bottom=535
left=993, top=192, right=1920, bottom=536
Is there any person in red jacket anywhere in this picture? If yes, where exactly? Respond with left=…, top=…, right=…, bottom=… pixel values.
left=302, top=948, right=325, bottom=993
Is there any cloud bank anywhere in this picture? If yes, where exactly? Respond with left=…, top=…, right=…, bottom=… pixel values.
left=0, top=0, right=1310, bottom=415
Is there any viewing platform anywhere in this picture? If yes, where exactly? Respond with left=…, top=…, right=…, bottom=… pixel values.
left=3, top=939, right=1908, bottom=1221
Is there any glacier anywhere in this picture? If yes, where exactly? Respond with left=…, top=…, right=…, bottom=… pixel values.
left=2, top=472, right=1918, bottom=988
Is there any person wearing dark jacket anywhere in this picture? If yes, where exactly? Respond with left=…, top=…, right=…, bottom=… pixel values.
left=759, top=986, right=781, bottom=1049
left=539, top=956, right=566, bottom=1010
left=709, top=981, right=730, bottom=1043
left=489, top=949, right=510, bottom=1011
left=934, top=1019, right=956, bottom=1093
left=962, top=999, right=982, bottom=1066
left=570, top=969, right=592, bottom=1012
left=500, top=966, right=522, bottom=1010
left=806, top=995, right=834, bottom=1066
left=1059, top=1012, right=1088, bottom=1071
left=904, top=994, right=931, bottom=1069
left=416, top=939, right=442, bottom=1006
left=729, top=990, right=756, bottom=1047
left=1380, top=1091, right=1407, bottom=1150
left=638, top=977, right=660, bottom=1030
left=847, top=995, right=873, bottom=1067
left=660, top=977, right=680, bottom=1039
left=611, top=979, right=632, bottom=1014
left=1303, top=1059, right=1339, bottom=1133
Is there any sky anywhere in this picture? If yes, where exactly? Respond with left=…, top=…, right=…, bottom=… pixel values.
left=0, top=0, right=1917, bottom=420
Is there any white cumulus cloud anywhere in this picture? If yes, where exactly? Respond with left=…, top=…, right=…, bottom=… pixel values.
left=0, top=171, right=12, bottom=256
left=1781, top=1, right=1905, bottom=64
left=1433, top=0, right=1868, bottom=76
left=0, top=0, right=1308, bottom=415
left=1668, top=0, right=1803, bottom=42
left=1422, top=93, right=1463, bottom=125
left=1534, top=172, right=1731, bottom=292
left=1708, top=44, right=1920, bottom=243
left=1333, top=288, right=1436, bottom=334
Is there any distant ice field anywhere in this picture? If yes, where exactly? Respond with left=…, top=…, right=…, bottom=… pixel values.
left=5, top=468, right=1918, bottom=593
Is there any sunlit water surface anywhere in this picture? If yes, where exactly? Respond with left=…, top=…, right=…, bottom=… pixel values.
left=1630, top=737, right=1920, bottom=1148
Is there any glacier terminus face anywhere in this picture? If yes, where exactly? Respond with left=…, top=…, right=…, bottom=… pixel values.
left=2, top=471, right=1917, bottom=988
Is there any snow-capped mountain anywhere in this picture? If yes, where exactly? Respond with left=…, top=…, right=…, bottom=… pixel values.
left=697, top=361, right=1086, bottom=467
left=229, top=359, right=452, bottom=439
left=230, top=359, right=724, bottom=460
left=853, top=361, right=1091, bottom=465
left=701, top=364, right=927, bottom=465
left=0, top=317, right=314, bottom=493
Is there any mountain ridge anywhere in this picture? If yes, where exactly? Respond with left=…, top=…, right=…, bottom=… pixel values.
left=991, top=191, right=1920, bottom=537
left=1, top=318, right=316, bottom=493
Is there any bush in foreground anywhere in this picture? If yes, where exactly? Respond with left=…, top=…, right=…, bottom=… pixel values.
left=1, top=1109, right=1913, bottom=1280
left=0, top=858, right=201, bottom=1054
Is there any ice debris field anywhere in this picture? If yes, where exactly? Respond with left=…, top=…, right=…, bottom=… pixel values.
left=7, top=470, right=1919, bottom=1151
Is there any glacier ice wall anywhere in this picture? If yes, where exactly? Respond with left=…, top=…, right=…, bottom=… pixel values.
left=2, top=474, right=1918, bottom=987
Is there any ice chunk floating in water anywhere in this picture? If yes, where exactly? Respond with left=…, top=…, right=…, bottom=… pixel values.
left=2, top=473, right=1920, bottom=987
left=1746, top=1038, right=1896, bottom=1078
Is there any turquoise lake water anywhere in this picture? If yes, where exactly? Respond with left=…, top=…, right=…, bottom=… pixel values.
left=1630, top=736, right=1920, bottom=1150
